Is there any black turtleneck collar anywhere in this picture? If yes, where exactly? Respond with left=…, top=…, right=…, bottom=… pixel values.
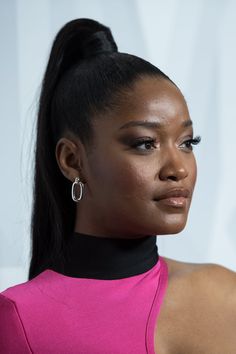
left=57, top=232, right=159, bottom=280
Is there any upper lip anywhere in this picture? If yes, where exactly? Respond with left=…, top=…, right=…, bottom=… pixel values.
left=154, top=188, right=190, bottom=201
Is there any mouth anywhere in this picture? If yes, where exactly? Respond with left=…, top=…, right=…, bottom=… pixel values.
left=153, top=188, right=190, bottom=208
left=154, top=197, right=188, bottom=208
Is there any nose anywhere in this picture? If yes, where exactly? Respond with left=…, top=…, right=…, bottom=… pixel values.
left=158, top=150, right=188, bottom=182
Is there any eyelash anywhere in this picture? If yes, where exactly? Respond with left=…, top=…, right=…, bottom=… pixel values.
left=131, top=138, right=157, bottom=151
left=131, top=136, right=201, bottom=152
left=180, top=135, right=201, bottom=151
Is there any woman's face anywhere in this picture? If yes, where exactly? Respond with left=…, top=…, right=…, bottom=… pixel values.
left=76, top=76, right=197, bottom=238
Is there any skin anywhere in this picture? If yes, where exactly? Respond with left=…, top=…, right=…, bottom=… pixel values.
left=56, top=77, right=197, bottom=238
left=55, top=76, right=236, bottom=353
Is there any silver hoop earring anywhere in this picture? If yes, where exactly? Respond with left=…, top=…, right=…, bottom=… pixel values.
left=71, top=177, right=84, bottom=202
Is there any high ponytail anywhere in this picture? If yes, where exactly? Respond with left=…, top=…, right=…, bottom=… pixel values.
left=29, top=18, right=171, bottom=280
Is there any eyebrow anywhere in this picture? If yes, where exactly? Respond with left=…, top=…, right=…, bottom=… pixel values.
left=119, top=119, right=193, bottom=130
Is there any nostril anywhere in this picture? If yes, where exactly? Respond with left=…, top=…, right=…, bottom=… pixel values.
left=159, top=164, right=188, bottom=181
left=167, top=175, right=178, bottom=181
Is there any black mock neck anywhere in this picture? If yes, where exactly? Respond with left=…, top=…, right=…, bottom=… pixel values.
left=60, top=232, right=159, bottom=280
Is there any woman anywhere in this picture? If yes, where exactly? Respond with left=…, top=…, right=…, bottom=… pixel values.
left=0, top=18, right=235, bottom=354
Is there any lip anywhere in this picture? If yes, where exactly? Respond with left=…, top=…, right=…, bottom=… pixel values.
left=156, top=197, right=187, bottom=208
left=154, top=188, right=190, bottom=201
left=153, top=188, right=190, bottom=208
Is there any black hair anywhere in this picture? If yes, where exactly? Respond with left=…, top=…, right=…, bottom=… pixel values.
left=28, top=18, right=173, bottom=280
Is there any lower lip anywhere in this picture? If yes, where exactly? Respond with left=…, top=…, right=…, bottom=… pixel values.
left=155, top=197, right=187, bottom=208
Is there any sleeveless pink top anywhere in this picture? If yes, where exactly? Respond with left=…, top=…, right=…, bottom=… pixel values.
left=0, top=256, right=168, bottom=354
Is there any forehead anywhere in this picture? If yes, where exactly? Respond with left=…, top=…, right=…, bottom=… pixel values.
left=117, top=76, right=189, bottom=122
left=92, top=76, right=191, bottom=134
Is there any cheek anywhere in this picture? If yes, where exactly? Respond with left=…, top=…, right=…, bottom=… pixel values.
left=89, top=153, right=153, bottom=199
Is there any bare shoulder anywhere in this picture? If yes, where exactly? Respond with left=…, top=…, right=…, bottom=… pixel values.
left=155, top=256, right=236, bottom=354
left=162, top=255, right=236, bottom=311
left=162, top=255, right=236, bottom=293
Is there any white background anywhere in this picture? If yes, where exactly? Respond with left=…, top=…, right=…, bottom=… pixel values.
left=1, top=0, right=236, bottom=291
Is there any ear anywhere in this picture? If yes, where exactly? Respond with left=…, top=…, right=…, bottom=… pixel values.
left=55, top=137, right=86, bottom=183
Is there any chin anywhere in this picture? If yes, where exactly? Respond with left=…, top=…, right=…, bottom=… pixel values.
left=152, top=219, right=188, bottom=236
left=160, top=227, right=185, bottom=235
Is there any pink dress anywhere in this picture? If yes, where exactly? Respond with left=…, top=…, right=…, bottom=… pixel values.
left=0, top=233, right=168, bottom=354
left=0, top=252, right=168, bottom=353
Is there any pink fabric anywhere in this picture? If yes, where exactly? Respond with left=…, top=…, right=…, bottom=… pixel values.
left=0, top=256, right=168, bottom=354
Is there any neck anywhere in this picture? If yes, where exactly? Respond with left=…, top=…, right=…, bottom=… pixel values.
left=58, top=232, right=159, bottom=280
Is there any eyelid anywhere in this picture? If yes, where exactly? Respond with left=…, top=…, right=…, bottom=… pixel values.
left=120, top=134, right=201, bottom=151
left=130, top=137, right=157, bottom=146
left=120, top=135, right=156, bottom=144
left=131, top=139, right=159, bottom=154
left=187, top=135, right=201, bottom=144
left=179, top=135, right=201, bottom=151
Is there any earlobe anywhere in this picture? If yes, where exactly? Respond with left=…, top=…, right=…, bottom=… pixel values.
left=55, top=137, right=82, bottom=183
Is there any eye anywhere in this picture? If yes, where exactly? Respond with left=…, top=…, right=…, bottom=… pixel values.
left=180, top=135, right=201, bottom=151
left=131, top=138, right=157, bottom=151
